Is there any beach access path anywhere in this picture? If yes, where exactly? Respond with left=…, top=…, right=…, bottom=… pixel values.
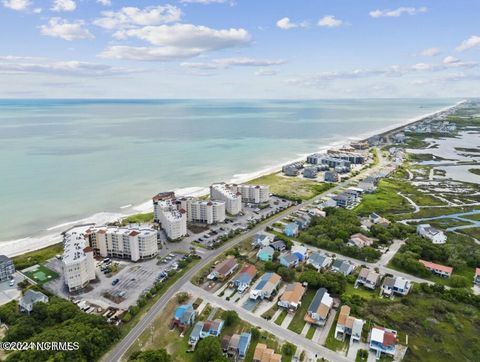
left=104, top=148, right=394, bottom=362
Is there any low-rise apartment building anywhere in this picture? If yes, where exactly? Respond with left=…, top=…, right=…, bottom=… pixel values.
left=86, top=226, right=158, bottom=262
left=63, top=231, right=96, bottom=292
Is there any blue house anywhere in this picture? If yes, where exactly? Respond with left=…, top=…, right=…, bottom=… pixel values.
left=279, top=253, right=299, bottom=268
left=284, top=223, right=299, bottom=237
left=291, top=245, right=307, bottom=261
left=200, top=319, right=224, bottom=338
left=256, top=246, right=274, bottom=262
left=171, top=304, right=196, bottom=330
left=238, top=332, right=252, bottom=358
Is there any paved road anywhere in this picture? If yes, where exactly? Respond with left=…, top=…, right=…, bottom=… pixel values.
left=104, top=149, right=391, bottom=362
left=183, top=282, right=351, bottom=362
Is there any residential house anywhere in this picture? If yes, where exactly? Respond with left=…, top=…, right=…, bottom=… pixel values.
left=475, top=268, right=480, bottom=286
left=19, top=290, right=49, bottom=314
left=417, top=224, right=447, bottom=244
left=252, top=232, right=275, bottom=248
left=270, top=240, right=286, bottom=252
left=369, top=213, right=391, bottom=227
left=333, top=193, right=356, bottom=208
left=279, top=253, right=299, bottom=268
left=307, top=252, right=332, bottom=271
left=284, top=222, right=299, bottom=237
left=238, top=332, right=252, bottom=359
left=356, top=268, right=381, bottom=290
left=304, top=288, right=333, bottom=326
left=358, top=177, right=377, bottom=193
left=189, top=322, right=204, bottom=347
left=295, top=215, right=311, bottom=230
left=232, top=264, right=257, bottom=293
left=324, top=171, right=340, bottom=183
left=369, top=326, right=398, bottom=359
left=394, top=132, right=406, bottom=143
left=381, top=276, right=411, bottom=297
left=200, top=319, right=224, bottom=338
left=348, top=233, right=374, bottom=248
left=250, top=272, right=281, bottom=300
left=335, top=305, right=365, bottom=342
left=207, top=256, right=238, bottom=281
left=419, top=259, right=453, bottom=278
left=0, top=255, right=15, bottom=282
left=278, top=282, right=306, bottom=311
left=331, top=259, right=354, bottom=276
left=307, top=208, right=326, bottom=217
left=253, top=344, right=282, bottom=362
left=171, top=304, right=196, bottom=330
left=283, top=164, right=301, bottom=176
left=227, top=334, right=241, bottom=357
left=256, top=246, right=274, bottom=262
left=303, top=166, right=318, bottom=179
left=291, top=244, right=307, bottom=261
left=320, top=198, right=337, bottom=209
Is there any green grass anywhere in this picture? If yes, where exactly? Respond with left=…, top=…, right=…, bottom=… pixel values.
left=354, top=291, right=480, bottom=362
left=344, top=283, right=379, bottom=301
left=305, top=324, right=316, bottom=339
left=287, top=289, right=316, bottom=334
left=468, top=168, right=480, bottom=176
left=13, top=243, right=63, bottom=270
left=23, top=264, right=58, bottom=284
left=458, top=227, right=480, bottom=240
left=462, top=213, right=480, bottom=222
left=247, top=173, right=332, bottom=201
left=121, top=212, right=154, bottom=225
left=274, top=309, right=288, bottom=325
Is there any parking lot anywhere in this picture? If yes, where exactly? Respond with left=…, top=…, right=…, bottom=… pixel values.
left=191, top=197, right=292, bottom=248
left=0, top=273, right=24, bottom=306
left=45, top=252, right=185, bottom=309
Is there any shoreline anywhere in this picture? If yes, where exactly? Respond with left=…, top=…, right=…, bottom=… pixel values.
left=0, top=100, right=465, bottom=257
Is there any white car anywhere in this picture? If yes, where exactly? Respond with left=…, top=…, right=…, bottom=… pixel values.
left=9, top=279, right=14, bottom=287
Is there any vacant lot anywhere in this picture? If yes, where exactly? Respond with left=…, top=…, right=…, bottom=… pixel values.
left=247, top=173, right=331, bottom=201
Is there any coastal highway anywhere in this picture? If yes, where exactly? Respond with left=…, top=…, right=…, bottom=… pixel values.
left=104, top=149, right=390, bottom=362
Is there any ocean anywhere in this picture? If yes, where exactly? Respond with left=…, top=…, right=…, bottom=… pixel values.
left=0, top=98, right=458, bottom=245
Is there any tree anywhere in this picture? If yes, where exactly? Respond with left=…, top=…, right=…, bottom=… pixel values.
left=223, top=310, right=239, bottom=327
left=194, top=336, right=228, bottom=362
left=176, top=292, right=189, bottom=304
left=277, top=266, right=295, bottom=282
left=449, top=275, right=469, bottom=288
left=281, top=342, right=296, bottom=356
left=130, top=349, right=172, bottom=362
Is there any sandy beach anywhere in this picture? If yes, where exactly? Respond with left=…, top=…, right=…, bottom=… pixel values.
left=0, top=100, right=465, bottom=258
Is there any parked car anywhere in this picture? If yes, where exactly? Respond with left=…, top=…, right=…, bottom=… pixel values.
left=111, top=278, right=120, bottom=286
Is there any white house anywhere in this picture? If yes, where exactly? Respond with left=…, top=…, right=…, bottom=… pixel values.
left=19, top=290, right=49, bottom=314
left=416, top=224, right=447, bottom=244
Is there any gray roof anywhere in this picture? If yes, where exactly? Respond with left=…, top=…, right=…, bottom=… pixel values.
left=0, top=255, right=12, bottom=263
left=270, top=240, right=286, bottom=250
left=309, top=252, right=328, bottom=267
left=21, top=290, right=47, bottom=305
left=308, top=288, right=327, bottom=313
left=382, top=276, right=396, bottom=288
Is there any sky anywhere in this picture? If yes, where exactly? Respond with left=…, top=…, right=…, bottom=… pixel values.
left=0, top=0, right=479, bottom=98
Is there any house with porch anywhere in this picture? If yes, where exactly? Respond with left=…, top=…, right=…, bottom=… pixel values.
left=307, top=252, right=332, bottom=271
left=250, top=272, right=281, bottom=300
left=381, top=276, right=411, bottom=297
left=279, top=253, right=299, bottom=268
left=232, top=264, right=257, bottom=293
left=207, top=256, right=238, bottom=281
left=369, top=326, right=398, bottom=359
left=419, top=259, right=453, bottom=278
left=278, top=282, right=306, bottom=311
left=170, top=304, right=196, bottom=331
left=304, top=288, right=333, bottom=326
left=19, top=290, right=49, bottom=314
left=356, top=268, right=381, bottom=290
left=335, top=305, right=365, bottom=342
left=256, top=246, right=274, bottom=262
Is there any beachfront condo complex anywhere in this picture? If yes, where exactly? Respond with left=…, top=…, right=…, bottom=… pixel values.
left=63, top=231, right=96, bottom=292
left=210, top=183, right=243, bottom=215
left=153, top=192, right=188, bottom=240
left=85, top=226, right=159, bottom=261
left=230, top=184, right=270, bottom=204
left=179, top=197, right=226, bottom=224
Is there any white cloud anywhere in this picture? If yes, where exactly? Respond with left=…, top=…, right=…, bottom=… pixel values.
left=255, top=69, right=277, bottom=76
left=181, top=57, right=285, bottom=69
left=93, top=5, right=182, bottom=30
left=369, top=7, right=427, bottom=18
left=276, top=17, right=308, bottom=30
left=51, top=0, right=76, bottom=12
left=443, top=56, right=460, bottom=65
left=0, top=57, right=140, bottom=77
left=456, top=35, right=480, bottom=51
left=2, top=0, right=31, bottom=11
left=40, top=18, right=94, bottom=41
left=103, top=24, right=251, bottom=60
left=179, top=0, right=226, bottom=3
left=420, top=47, right=440, bottom=57
left=97, top=0, right=111, bottom=5
left=318, top=15, right=343, bottom=28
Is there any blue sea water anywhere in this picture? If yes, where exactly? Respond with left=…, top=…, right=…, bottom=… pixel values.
left=0, top=98, right=458, bottom=241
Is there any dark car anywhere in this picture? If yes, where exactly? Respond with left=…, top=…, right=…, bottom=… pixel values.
left=111, top=278, right=120, bottom=286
